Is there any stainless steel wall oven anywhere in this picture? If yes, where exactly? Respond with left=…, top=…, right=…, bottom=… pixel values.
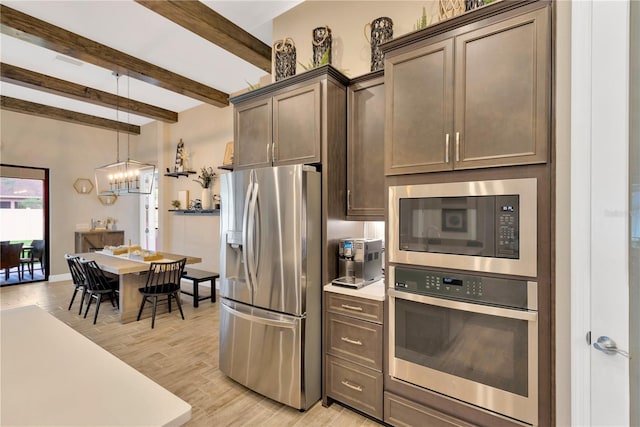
left=388, top=265, right=538, bottom=425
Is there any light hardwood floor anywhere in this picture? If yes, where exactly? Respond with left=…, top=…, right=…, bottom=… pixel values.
left=0, top=280, right=381, bottom=427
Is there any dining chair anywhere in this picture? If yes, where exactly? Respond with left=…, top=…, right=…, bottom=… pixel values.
left=1, top=243, right=23, bottom=281
left=137, top=258, right=187, bottom=329
left=64, top=254, right=88, bottom=314
left=80, top=259, right=119, bottom=324
left=21, top=239, right=45, bottom=278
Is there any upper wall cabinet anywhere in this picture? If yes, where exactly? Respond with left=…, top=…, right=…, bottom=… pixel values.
left=231, top=66, right=348, bottom=170
left=384, top=4, right=550, bottom=175
left=347, top=72, right=385, bottom=220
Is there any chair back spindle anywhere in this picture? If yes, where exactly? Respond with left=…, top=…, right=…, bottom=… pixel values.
left=137, top=258, right=187, bottom=328
left=143, top=259, right=187, bottom=293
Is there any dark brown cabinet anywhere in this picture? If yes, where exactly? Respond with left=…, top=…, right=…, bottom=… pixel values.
left=324, top=290, right=383, bottom=420
left=385, top=39, right=454, bottom=175
left=233, top=80, right=322, bottom=169
left=234, top=97, right=272, bottom=169
left=74, top=230, right=124, bottom=253
left=384, top=392, right=474, bottom=427
left=347, top=72, right=385, bottom=219
left=385, top=5, right=550, bottom=175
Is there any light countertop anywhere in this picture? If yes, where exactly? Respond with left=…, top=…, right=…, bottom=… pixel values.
left=323, top=278, right=385, bottom=301
left=0, top=305, right=191, bottom=426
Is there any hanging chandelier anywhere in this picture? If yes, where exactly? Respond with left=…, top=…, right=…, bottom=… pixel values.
left=95, top=72, right=155, bottom=196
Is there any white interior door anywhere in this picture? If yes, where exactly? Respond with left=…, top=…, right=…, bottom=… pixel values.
left=572, top=1, right=631, bottom=426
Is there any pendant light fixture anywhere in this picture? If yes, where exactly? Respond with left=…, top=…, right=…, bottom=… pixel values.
left=95, top=72, right=155, bottom=196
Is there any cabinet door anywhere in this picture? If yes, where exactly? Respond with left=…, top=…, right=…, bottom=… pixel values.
left=102, top=231, right=124, bottom=248
left=454, top=6, right=549, bottom=169
left=326, top=312, right=382, bottom=370
left=272, top=82, right=321, bottom=165
left=327, top=355, right=383, bottom=420
left=385, top=39, right=454, bottom=175
left=347, top=77, right=385, bottom=219
left=234, top=96, right=272, bottom=169
left=384, top=392, right=475, bottom=427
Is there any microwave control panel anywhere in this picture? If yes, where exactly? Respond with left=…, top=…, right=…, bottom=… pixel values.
left=393, top=266, right=531, bottom=309
left=495, top=195, right=520, bottom=259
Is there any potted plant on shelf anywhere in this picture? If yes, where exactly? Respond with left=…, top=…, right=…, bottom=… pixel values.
left=171, top=200, right=181, bottom=210
left=193, top=167, right=217, bottom=209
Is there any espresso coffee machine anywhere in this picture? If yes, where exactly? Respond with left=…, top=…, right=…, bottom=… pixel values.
left=332, top=238, right=383, bottom=289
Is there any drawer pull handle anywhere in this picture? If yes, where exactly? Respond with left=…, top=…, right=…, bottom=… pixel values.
left=341, top=337, right=362, bottom=346
left=341, top=380, right=363, bottom=392
left=341, top=304, right=363, bottom=312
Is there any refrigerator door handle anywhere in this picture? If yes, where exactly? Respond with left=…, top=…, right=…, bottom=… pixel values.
left=222, top=301, right=297, bottom=330
left=247, top=182, right=259, bottom=287
left=253, top=184, right=261, bottom=275
left=242, top=180, right=254, bottom=295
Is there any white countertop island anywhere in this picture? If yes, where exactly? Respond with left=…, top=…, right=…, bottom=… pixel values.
left=0, top=305, right=191, bottom=426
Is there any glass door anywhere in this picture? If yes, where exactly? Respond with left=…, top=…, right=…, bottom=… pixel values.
left=0, top=165, right=49, bottom=285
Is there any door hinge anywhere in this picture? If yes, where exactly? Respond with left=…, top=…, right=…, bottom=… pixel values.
left=586, top=331, right=591, bottom=345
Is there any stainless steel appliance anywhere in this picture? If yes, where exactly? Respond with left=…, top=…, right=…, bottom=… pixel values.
left=388, top=265, right=539, bottom=425
left=332, top=238, right=382, bottom=289
left=218, top=165, right=321, bottom=410
left=388, top=178, right=537, bottom=277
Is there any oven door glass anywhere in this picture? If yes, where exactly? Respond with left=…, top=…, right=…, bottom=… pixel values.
left=394, top=296, right=529, bottom=397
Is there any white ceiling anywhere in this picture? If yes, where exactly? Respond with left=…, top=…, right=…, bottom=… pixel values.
left=0, top=0, right=302, bottom=126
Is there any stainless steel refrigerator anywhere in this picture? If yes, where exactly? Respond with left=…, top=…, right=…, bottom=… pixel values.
left=218, top=164, right=321, bottom=410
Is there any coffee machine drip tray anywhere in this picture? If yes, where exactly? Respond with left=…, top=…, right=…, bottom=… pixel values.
left=332, top=276, right=370, bottom=289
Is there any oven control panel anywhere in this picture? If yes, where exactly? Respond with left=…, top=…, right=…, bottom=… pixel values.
left=495, top=194, right=520, bottom=259
left=393, top=266, right=533, bottom=310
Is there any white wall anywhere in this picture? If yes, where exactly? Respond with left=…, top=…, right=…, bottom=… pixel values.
left=148, top=103, right=234, bottom=273
left=0, top=110, right=141, bottom=276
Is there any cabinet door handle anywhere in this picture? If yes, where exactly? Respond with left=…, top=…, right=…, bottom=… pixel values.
left=266, top=143, right=271, bottom=163
left=347, top=190, right=351, bottom=211
left=341, top=336, right=363, bottom=346
left=445, top=133, right=450, bottom=163
left=341, top=304, right=363, bottom=311
left=455, top=132, right=460, bottom=162
left=341, top=380, right=363, bottom=392
left=271, top=142, right=276, bottom=163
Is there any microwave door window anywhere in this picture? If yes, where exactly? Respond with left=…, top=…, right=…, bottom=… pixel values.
left=399, top=196, right=495, bottom=257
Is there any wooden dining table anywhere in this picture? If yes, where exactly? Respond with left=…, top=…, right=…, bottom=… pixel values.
left=77, top=251, right=201, bottom=324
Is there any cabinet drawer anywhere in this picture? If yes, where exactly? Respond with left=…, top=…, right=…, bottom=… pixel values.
left=326, top=292, right=383, bottom=323
left=327, top=355, right=383, bottom=420
left=327, top=312, right=382, bottom=370
left=384, top=392, right=474, bottom=427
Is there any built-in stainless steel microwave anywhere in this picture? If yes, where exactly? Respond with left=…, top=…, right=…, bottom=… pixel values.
left=388, top=178, right=537, bottom=277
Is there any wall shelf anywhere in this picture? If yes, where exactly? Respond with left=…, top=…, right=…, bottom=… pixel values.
left=168, top=209, right=219, bottom=215
left=164, top=171, right=196, bottom=178
left=218, top=165, right=233, bottom=171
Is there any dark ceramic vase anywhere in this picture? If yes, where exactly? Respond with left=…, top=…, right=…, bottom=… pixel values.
left=465, top=0, right=485, bottom=11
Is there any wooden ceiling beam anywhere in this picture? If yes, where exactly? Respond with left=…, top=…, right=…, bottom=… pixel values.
left=1, top=63, right=178, bottom=123
left=1, top=96, right=140, bottom=135
left=0, top=4, right=229, bottom=107
left=135, top=0, right=272, bottom=73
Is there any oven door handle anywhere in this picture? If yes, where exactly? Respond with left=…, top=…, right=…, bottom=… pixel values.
left=388, top=288, right=538, bottom=322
